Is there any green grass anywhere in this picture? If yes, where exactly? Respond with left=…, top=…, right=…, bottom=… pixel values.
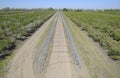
left=0, top=52, right=14, bottom=77
left=111, top=55, right=120, bottom=60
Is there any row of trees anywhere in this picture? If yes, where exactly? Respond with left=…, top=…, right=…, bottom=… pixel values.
left=0, top=10, right=55, bottom=59
left=0, top=7, right=55, bottom=11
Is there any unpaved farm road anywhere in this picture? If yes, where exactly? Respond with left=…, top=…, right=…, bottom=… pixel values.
left=5, top=12, right=120, bottom=78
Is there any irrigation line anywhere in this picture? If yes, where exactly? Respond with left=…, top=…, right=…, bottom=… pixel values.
left=61, top=13, right=81, bottom=71
left=38, top=14, right=58, bottom=72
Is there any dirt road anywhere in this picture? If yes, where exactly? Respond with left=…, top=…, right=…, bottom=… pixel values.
left=5, top=13, right=56, bottom=78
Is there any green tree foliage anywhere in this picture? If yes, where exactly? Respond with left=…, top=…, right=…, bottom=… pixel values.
left=2, top=7, right=10, bottom=11
left=48, top=7, right=54, bottom=11
left=63, top=8, right=68, bottom=11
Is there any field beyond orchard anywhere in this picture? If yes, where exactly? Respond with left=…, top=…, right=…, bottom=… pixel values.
left=64, top=10, right=120, bottom=60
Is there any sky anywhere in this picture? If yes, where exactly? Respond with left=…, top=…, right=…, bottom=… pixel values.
left=0, top=0, right=120, bottom=9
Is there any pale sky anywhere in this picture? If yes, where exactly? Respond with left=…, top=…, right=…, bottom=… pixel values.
left=0, top=0, right=120, bottom=9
